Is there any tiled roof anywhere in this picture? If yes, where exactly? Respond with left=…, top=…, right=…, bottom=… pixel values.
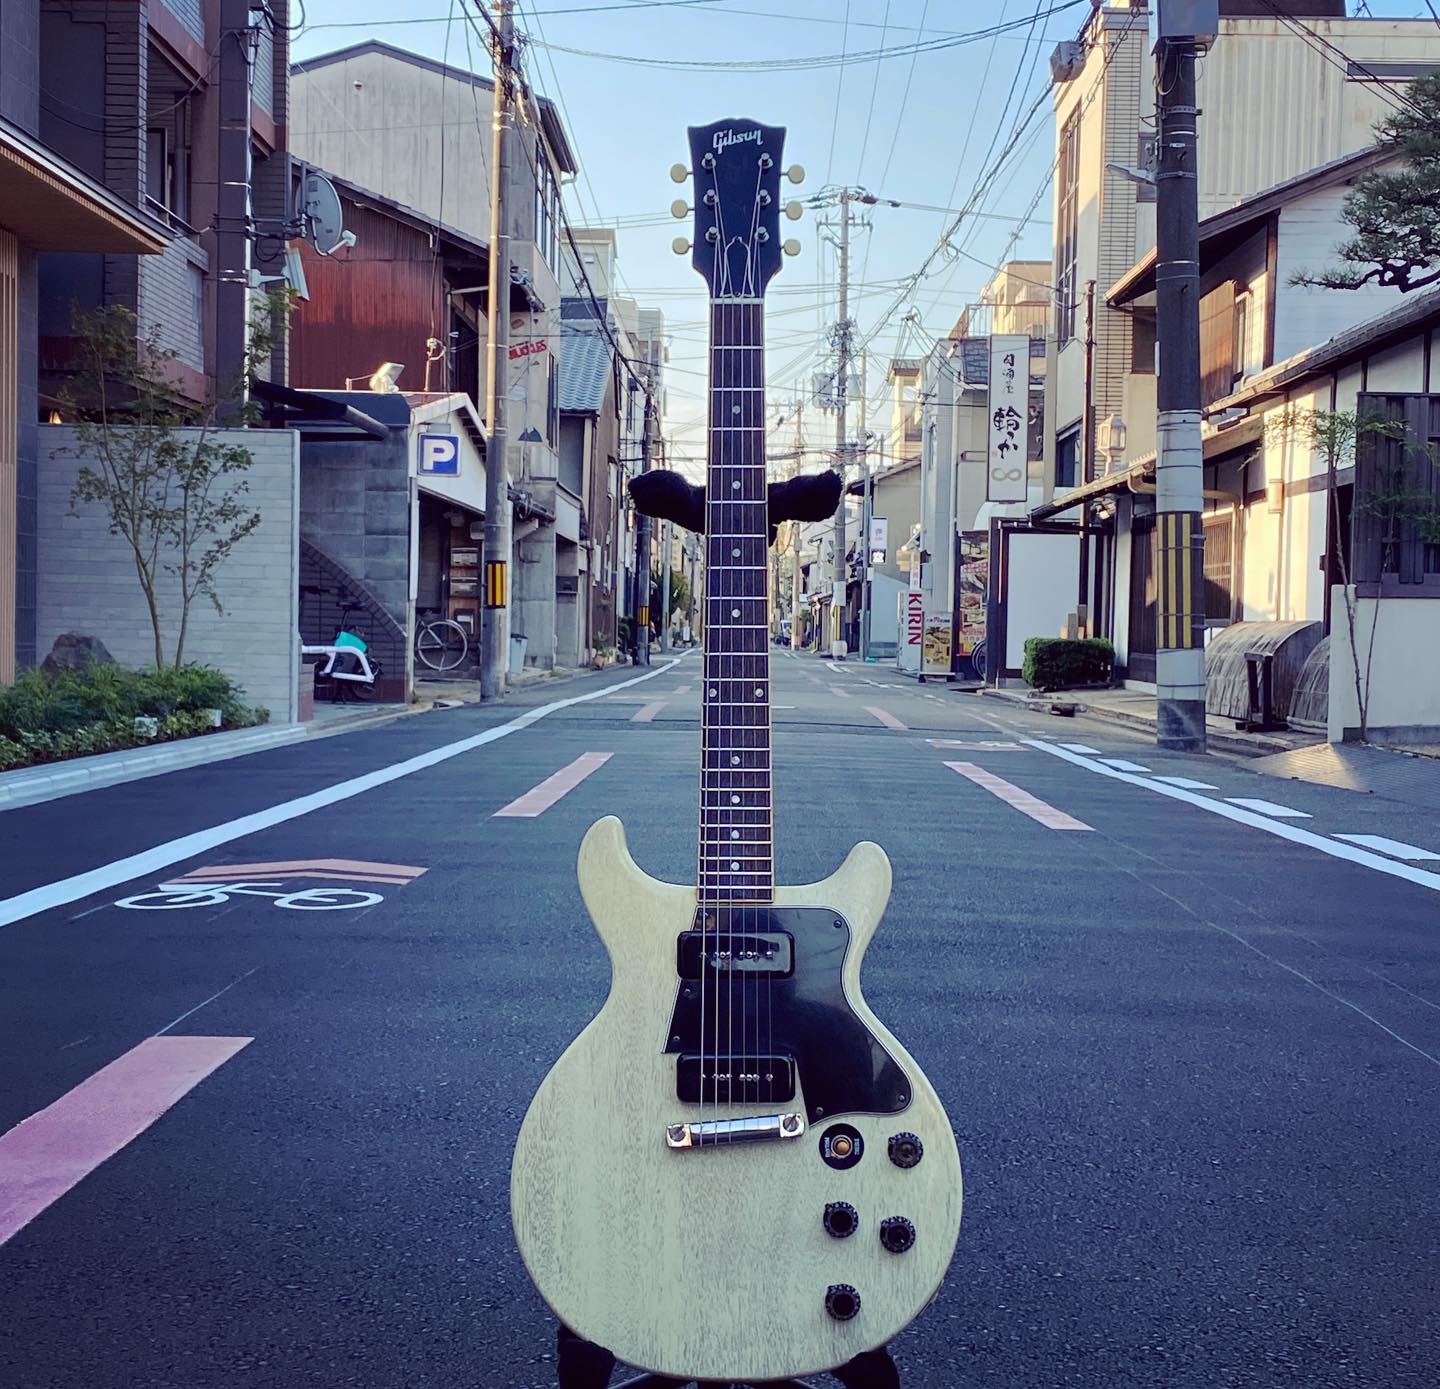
left=954, top=336, right=1046, bottom=386
left=557, top=326, right=613, bottom=414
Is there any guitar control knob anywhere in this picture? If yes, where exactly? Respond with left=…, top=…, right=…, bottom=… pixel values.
left=825, top=1284, right=861, bottom=1321
left=888, top=1132, right=924, bottom=1169
left=879, top=1215, right=916, bottom=1254
left=822, top=1201, right=859, bottom=1239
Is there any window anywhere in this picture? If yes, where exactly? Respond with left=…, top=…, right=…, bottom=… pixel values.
left=1055, top=109, right=1081, bottom=345
left=1131, top=308, right=1156, bottom=374
left=145, top=96, right=191, bottom=225
left=533, top=139, right=559, bottom=269
left=1055, top=425, right=1080, bottom=489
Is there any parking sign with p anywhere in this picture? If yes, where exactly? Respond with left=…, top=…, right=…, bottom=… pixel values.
left=419, top=434, right=460, bottom=476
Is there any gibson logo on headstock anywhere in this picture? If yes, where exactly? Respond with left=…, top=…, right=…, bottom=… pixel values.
left=713, top=127, right=762, bottom=154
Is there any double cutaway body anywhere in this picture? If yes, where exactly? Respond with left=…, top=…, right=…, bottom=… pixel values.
left=510, top=818, right=963, bottom=1382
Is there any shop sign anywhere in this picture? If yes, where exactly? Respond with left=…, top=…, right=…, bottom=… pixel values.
left=986, top=333, right=1029, bottom=502
left=419, top=434, right=460, bottom=476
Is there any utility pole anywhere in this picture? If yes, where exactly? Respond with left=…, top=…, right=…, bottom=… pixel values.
left=480, top=0, right=516, bottom=699
left=660, top=515, right=671, bottom=654
left=831, top=190, right=852, bottom=658
left=857, top=349, right=872, bottom=662
left=1153, top=5, right=1211, bottom=752
left=634, top=387, right=656, bottom=665
left=791, top=399, right=805, bottom=649
left=215, top=0, right=255, bottom=415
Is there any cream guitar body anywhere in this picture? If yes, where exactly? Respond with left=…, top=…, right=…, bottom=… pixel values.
left=511, top=817, right=963, bottom=1383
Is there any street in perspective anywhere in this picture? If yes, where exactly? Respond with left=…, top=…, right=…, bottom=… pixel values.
left=3, top=2, right=1440, bottom=1387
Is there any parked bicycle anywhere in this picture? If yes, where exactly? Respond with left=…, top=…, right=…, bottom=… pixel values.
left=304, top=598, right=382, bottom=702
left=115, top=880, right=384, bottom=911
left=415, top=609, right=470, bottom=672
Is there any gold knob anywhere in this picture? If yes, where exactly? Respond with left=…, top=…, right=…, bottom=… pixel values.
left=672, top=236, right=691, bottom=255
left=670, top=199, right=689, bottom=219
left=782, top=239, right=801, bottom=257
left=785, top=201, right=804, bottom=221
left=670, top=163, right=689, bottom=184
left=830, top=1134, right=853, bottom=1157
left=786, top=164, right=805, bottom=184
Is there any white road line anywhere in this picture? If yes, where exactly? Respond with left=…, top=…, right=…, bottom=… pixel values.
left=1225, top=797, right=1312, bottom=819
left=1334, top=834, right=1440, bottom=861
left=1153, top=776, right=1218, bottom=790
left=1100, top=759, right=1151, bottom=773
left=945, top=762, right=1093, bottom=831
left=1028, top=740, right=1440, bottom=894
left=1057, top=743, right=1102, bottom=755
left=0, top=658, right=687, bottom=930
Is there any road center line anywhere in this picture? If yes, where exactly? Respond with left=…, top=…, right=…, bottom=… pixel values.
left=863, top=706, right=907, bottom=731
left=944, top=761, right=1093, bottom=831
left=0, top=1035, right=251, bottom=1248
left=1027, top=739, right=1440, bottom=894
left=0, top=658, right=686, bottom=930
left=631, top=700, right=667, bottom=723
left=493, top=753, right=613, bottom=818
left=1334, top=833, right=1440, bottom=861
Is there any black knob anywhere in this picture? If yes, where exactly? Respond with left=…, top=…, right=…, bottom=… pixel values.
left=825, top=1283, right=861, bottom=1321
left=879, top=1215, right=916, bottom=1254
left=822, top=1201, right=859, bottom=1239
left=888, top=1131, right=923, bottom=1169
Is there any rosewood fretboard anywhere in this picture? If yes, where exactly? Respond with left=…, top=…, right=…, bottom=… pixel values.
left=698, top=298, right=773, bottom=905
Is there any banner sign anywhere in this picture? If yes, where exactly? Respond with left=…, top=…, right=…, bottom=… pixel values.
left=922, top=613, right=953, bottom=676
left=869, top=515, right=888, bottom=564
left=986, top=333, right=1029, bottom=502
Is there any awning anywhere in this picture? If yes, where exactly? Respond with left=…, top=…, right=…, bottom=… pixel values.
left=251, top=378, right=391, bottom=438
left=0, top=118, right=169, bottom=254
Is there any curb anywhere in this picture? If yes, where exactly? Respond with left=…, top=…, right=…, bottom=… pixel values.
left=977, top=687, right=1296, bottom=758
left=0, top=703, right=424, bottom=814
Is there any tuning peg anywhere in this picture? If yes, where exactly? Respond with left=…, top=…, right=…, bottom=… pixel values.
left=672, top=236, right=692, bottom=255
left=785, top=164, right=805, bottom=184
left=670, top=163, right=689, bottom=184
left=670, top=199, right=689, bottom=219
left=784, top=201, right=804, bottom=221
left=783, top=239, right=801, bottom=257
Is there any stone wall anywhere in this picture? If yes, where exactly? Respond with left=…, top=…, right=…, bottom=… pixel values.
left=36, top=424, right=301, bottom=722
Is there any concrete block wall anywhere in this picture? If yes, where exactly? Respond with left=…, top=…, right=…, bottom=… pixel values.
left=36, top=425, right=301, bottom=723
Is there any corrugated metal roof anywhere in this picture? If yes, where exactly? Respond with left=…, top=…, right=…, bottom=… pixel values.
left=557, top=327, right=613, bottom=414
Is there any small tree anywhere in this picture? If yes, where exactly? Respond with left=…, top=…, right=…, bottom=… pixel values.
left=650, top=563, right=690, bottom=634
left=59, top=300, right=285, bottom=669
left=1267, top=406, right=1440, bottom=740
left=1293, top=73, right=1440, bottom=293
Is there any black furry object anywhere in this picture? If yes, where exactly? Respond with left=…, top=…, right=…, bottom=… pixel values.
left=629, top=468, right=841, bottom=543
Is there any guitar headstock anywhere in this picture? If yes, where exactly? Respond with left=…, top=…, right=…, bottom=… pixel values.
left=671, top=119, right=803, bottom=300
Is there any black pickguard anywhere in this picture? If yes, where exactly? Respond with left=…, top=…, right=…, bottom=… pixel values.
left=663, top=905, right=911, bottom=1124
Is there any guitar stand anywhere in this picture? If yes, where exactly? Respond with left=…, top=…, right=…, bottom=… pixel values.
left=557, top=1325, right=900, bottom=1389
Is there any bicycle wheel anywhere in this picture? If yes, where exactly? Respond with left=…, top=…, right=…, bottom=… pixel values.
left=275, top=887, right=384, bottom=910
left=115, top=886, right=230, bottom=910
left=423, top=619, right=469, bottom=672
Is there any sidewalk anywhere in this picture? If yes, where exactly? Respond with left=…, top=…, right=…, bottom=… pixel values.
left=977, top=682, right=1321, bottom=758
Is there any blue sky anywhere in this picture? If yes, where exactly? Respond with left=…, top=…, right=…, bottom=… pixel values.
left=291, top=0, right=1433, bottom=474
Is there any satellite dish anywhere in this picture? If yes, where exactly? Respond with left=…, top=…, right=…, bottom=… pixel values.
left=301, top=172, right=347, bottom=255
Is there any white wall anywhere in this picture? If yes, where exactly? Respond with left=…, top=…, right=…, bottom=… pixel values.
left=1006, top=532, right=1081, bottom=672
left=1329, top=589, right=1440, bottom=742
left=37, top=426, right=301, bottom=722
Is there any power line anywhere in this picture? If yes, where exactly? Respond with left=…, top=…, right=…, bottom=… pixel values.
left=824, top=0, right=853, bottom=184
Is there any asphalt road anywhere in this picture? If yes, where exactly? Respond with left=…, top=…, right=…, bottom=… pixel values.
left=2, top=650, right=1438, bottom=1389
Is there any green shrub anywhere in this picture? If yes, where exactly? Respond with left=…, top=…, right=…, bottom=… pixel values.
left=1022, top=637, right=1115, bottom=691
left=0, top=662, right=261, bottom=771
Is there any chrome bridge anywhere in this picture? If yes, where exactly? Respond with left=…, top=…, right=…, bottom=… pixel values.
left=665, top=1112, right=805, bottom=1149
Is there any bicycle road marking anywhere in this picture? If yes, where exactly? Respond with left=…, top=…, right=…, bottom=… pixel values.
left=0, top=658, right=686, bottom=930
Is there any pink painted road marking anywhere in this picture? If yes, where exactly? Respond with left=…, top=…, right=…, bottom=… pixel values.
left=0, top=1035, right=251, bottom=1248
left=632, top=701, right=667, bottom=723
left=672, top=685, right=691, bottom=695
left=864, top=705, right=907, bottom=731
left=944, top=761, right=1093, bottom=831
left=493, top=753, right=613, bottom=818
left=828, top=687, right=851, bottom=700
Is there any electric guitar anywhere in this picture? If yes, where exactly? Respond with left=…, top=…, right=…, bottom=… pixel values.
left=511, top=118, right=963, bottom=1383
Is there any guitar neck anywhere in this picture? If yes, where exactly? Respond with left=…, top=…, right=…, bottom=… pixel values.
left=698, top=297, right=773, bottom=905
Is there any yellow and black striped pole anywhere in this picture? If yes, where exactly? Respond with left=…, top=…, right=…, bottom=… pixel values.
left=484, top=559, right=508, bottom=610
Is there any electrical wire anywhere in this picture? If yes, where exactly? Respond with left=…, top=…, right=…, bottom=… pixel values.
left=853, top=0, right=891, bottom=185
left=824, top=0, right=853, bottom=185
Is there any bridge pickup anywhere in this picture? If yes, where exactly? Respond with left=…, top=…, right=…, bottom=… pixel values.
left=676, top=930, right=793, bottom=979
left=676, top=1053, right=795, bottom=1104
left=666, top=1113, right=805, bottom=1149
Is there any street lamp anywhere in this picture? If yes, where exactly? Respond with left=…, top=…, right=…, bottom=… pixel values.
left=1097, top=413, right=1127, bottom=476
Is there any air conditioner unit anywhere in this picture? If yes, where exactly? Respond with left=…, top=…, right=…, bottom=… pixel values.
left=1050, top=40, right=1084, bottom=84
